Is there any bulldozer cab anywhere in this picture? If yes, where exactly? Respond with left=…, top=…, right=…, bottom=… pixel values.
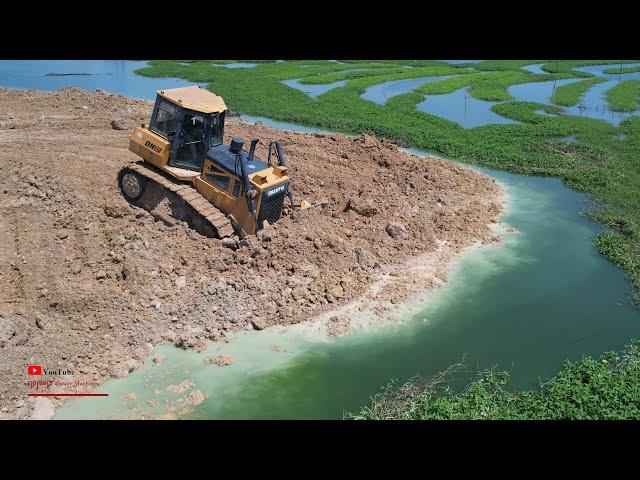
left=149, top=87, right=227, bottom=172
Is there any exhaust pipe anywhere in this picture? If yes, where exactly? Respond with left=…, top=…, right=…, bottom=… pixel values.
left=248, top=138, right=259, bottom=162
left=271, top=142, right=295, bottom=206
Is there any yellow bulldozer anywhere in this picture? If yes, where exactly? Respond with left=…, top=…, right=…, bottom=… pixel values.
left=118, top=86, right=294, bottom=238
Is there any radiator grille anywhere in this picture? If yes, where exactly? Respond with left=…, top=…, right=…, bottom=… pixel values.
left=257, top=189, right=286, bottom=228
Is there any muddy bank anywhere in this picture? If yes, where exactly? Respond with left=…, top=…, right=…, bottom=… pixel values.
left=0, top=87, right=504, bottom=419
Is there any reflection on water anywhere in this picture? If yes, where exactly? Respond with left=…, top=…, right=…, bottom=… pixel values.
left=562, top=63, right=640, bottom=126
left=361, top=75, right=454, bottom=105
left=417, top=86, right=518, bottom=128
left=508, top=78, right=582, bottom=105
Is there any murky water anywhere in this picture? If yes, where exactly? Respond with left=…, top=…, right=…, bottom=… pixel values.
left=361, top=75, right=454, bottom=105
left=416, top=86, right=518, bottom=128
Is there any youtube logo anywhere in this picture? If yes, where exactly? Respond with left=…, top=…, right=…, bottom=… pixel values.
left=28, top=365, right=43, bottom=376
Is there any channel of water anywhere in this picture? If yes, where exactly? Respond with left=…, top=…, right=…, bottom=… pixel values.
left=1, top=61, right=638, bottom=419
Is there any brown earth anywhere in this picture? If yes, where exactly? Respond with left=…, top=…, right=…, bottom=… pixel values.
left=0, top=87, right=504, bottom=419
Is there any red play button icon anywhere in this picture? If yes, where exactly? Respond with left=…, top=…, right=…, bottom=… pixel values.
left=28, top=365, right=43, bottom=375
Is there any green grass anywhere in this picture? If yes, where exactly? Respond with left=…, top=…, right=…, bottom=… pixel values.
left=135, top=60, right=640, bottom=302
left=551, top=77, right=606, bottom=106
left=603, top=65, right=640, bottom=74
left=606, top=80, right=640, bottom=112
left=349, top=341, right=640, bottom=419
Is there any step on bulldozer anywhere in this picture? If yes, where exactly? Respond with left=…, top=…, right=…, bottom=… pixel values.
left=118, top=86, right=298, bottom=238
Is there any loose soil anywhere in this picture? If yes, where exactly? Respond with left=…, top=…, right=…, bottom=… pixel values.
left=0, top=87, right=504, bottom=419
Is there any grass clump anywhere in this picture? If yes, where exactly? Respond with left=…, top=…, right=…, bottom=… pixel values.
left=603, top=65, right=640, bottom=74
left=551, top=77, right=606, bottom=106
left=349, top=342, right=640, bottom=420
left=606, top=80, right=640, bottom=112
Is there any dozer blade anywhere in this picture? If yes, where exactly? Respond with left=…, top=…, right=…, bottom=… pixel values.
left=118, top=161, right=235, bottom=239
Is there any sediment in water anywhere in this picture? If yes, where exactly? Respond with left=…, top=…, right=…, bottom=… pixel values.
left=0, top=87, right=504, bottom=419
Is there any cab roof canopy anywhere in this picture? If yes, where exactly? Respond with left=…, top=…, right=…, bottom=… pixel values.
left=156, top=86, right=227, bottom=114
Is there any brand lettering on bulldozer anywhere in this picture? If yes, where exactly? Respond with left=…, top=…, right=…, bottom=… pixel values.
left=144, top=140, right=162, bottom=153
left=267, top=184, right=286, bottom=197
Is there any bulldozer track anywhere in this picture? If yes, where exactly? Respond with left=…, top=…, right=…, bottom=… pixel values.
left=121, top=162, right=235, bottom=238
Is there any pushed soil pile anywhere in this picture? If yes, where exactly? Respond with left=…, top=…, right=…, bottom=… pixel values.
left=0, top=87, right=503, bottom=418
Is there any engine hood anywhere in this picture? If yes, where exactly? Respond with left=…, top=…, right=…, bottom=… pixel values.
left=206, top=144, right=270, bottom=175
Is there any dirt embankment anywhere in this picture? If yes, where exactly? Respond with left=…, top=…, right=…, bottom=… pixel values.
left=0, top=87, right=504, bottom=419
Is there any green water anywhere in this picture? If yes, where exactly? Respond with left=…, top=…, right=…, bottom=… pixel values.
left=55, top=156, right=640, bottom=419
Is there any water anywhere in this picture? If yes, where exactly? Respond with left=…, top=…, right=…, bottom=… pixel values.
left=238, top=115, right=338, bottom=135
left=55, top=140, right=640, bottom=420
left=563, top=70, right=638, bottom=126
left=510, top=64, right=640, bottom=126
left=416, top=86, right=518, bottom=128
left=0, top=60, right=200, bottom=100
left=2, top=61, right=638, bottom=419
left=508, top=78, right=583, bottom=105
left=281, top=78, right=347, bottom=99
left=211, top=63, right=258, bottom=69
left=361, top=75, right=454, bottom=105
left=522, top=63, right=547, bottom=75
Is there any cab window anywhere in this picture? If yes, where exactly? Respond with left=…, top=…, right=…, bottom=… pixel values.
left=231, top=180, right=241, bottom=198
left=151, top=99, right=180, bottom=138
left=206, top=173, right=230, bottom=193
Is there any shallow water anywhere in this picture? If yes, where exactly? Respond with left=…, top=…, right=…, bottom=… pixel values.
left=55, top=132, right=640, bottom=420
left=416, top=86, right=518, bottom=128
left=281, top=78, right=347, bottom=99
left=361, top=75, right=454, bottom=105
left=522, top=63, right=547, bottom=75
left=508, top=78, right=583, bottom=105
left=511, top=64, right=640, bottom=125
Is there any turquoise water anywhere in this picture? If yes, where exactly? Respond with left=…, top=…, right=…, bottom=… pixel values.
left=55, top=150, right=640, bottom=420
left=2, top=61, right=638, bottom=419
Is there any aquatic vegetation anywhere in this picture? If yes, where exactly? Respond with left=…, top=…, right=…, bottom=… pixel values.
left=351, top=341, right=640, bottom=419
left=603, top=65, right=640, bottom=75
left=605, top=80, right=640, bottom=112
left=135, top=60, right=640, bottom=301
left=551, top=77, right=606, bottom=106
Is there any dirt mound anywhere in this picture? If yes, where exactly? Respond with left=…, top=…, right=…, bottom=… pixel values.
left=0, top=87, right=503, bottom=418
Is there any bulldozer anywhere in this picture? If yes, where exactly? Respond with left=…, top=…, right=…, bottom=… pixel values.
left=118, top=85, right=294, bottom=238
